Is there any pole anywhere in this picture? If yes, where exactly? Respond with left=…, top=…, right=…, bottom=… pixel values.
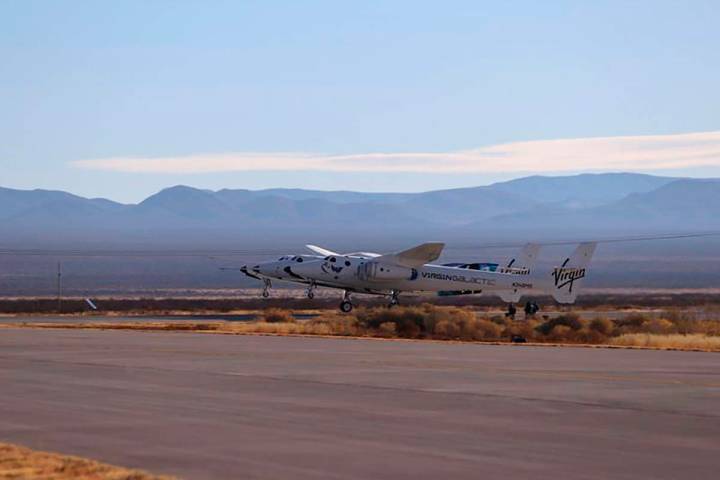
left=57, top=261, right=62, bottom=313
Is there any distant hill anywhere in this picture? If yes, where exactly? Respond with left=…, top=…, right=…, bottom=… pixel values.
left=483, top=178, right=720, bottom=233
left=488, top=173, right=678, bottom=208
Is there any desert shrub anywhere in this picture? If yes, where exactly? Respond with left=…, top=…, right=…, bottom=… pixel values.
left=536, top=313, right=584, bottom=336
left=354, top=305, right=504, bottom=341
left=433, top=319, right=462, bottom=338
left=615, top=313, right=651, bottom=329
left=589, top=317, right=614, bottom=335
left=471, top=319, right=504, bottom=340
left=503, top=319, right=541, bottom=342
left=307, top=313, right=364, bottom=336
left=490, top=315, right=511, bottom=326
left=432, top=316, right=502, bottom=341
left=645, top=318, right=675, bottom=334
left=357, top=306, right=426, bottom=337
left=546, top=324, right=572, bottom=342
left=611, top=334, right=720, bottom=351
left=573, top=328, right=609, bottom=344
left=261, top=308, right=296, bottom=323
left=377, top=322, right=397, bottom=338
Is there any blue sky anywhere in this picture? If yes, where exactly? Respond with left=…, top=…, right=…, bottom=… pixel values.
left=2, top=0, right=720, bottom=202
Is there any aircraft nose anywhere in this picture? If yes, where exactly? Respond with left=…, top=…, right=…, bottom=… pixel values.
left=239, top=265, right=262, bottom=280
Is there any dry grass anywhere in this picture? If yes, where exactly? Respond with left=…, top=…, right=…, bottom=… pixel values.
left=0, top=442, right=172, bottom=480
left=5, top=305, right=720, bottom=352
left=611, top=334, right=720, bottom=351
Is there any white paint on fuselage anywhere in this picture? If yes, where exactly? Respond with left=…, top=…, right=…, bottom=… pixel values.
left=289, top=256, right=534, bottom=296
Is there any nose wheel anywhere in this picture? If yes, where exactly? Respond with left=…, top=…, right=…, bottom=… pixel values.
left=306, top=282, right=316, bottom=299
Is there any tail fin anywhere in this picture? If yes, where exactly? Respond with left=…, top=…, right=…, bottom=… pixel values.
left=550, top=242, right=597, bottom=304
left=505, top=243, right=541, bottom=274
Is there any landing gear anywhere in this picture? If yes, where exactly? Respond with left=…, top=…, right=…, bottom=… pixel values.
left=505, top=303, right=516, bottom=319
left=306, top=281, right=316, bottom=300
left=339, top=290, right=354, bottom=313
left=262, top=278, right=272, bottom=298
left=388, top=290, right=400, bottom=308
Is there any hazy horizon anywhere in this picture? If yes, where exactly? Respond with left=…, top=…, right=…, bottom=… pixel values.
left=1, top=170, right=714, bottom=204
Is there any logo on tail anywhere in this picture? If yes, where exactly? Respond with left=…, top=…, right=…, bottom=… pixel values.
left=552, top=258, right=586, bottom=293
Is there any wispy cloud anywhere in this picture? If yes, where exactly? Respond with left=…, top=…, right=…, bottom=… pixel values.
left=71, top=131, right=720, bottom=174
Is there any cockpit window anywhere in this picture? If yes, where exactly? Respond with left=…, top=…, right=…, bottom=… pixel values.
left=296, top=257, right=303, bottom=262
left=330, top=257, right=336, bottom=263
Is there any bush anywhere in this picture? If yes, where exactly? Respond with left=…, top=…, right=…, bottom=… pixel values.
left=377, top=322, right=397, bottom=337
left=611, top=334, right=720, bottom=351
left=536, top=314, right=584, bottom=336
left=589, top=317, right=614, bottom=335
left=645, top=318, right=675, bottom=334
left=547, top=325, right=573, bottom=342
left=261, top=308, right=296, bottom=323
left=615, top=313, right=651, bottom=330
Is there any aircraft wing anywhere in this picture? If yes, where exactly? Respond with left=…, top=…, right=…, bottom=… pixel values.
left=305, top=244, right=339, bottom=257
left=307, top=245, right=380, bottom=258
left=376, top=242, right=445, bottom=268
left=345, top=251, right=381, bottom=258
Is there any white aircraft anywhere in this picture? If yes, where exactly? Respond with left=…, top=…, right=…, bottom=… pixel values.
left=240, top=242, right=561, bottom=312
left=283, top=241, right=595, bottom=312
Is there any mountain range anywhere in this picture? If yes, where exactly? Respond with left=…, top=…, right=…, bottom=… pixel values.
left=2, top=173, right=717, bottom=243
left=2, top=172, right=720, bottom=293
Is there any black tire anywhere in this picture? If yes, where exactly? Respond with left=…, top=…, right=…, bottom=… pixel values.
left=262, top=291, right=270, bottom=298
left=340, top=301, right=353, bottom=313
left=308, top=291, right=315, bottom=299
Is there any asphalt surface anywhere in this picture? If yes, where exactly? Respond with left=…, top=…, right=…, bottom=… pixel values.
left=1, top=327, right=719, bottom=479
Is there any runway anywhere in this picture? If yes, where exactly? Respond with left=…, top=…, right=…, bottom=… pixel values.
left=1, top=327, right=719, bottom=479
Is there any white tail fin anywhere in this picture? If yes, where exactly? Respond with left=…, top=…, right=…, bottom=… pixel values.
left=550, top=242, right=597, bottom=304
left=504, top=243, right=541, bottom=274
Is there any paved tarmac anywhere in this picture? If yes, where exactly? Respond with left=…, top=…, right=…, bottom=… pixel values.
left=1, top=326, right=719, bottom=479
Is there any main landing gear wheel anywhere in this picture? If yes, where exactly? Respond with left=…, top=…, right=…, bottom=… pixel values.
left=262, top=279, right=271, bottom=298
left=388, top=291, right=400, bottom=308
left=340, top=301, right=353, bottom=313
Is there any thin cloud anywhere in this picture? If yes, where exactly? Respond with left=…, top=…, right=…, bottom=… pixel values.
left=71, top=131, right=720, bottom=174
